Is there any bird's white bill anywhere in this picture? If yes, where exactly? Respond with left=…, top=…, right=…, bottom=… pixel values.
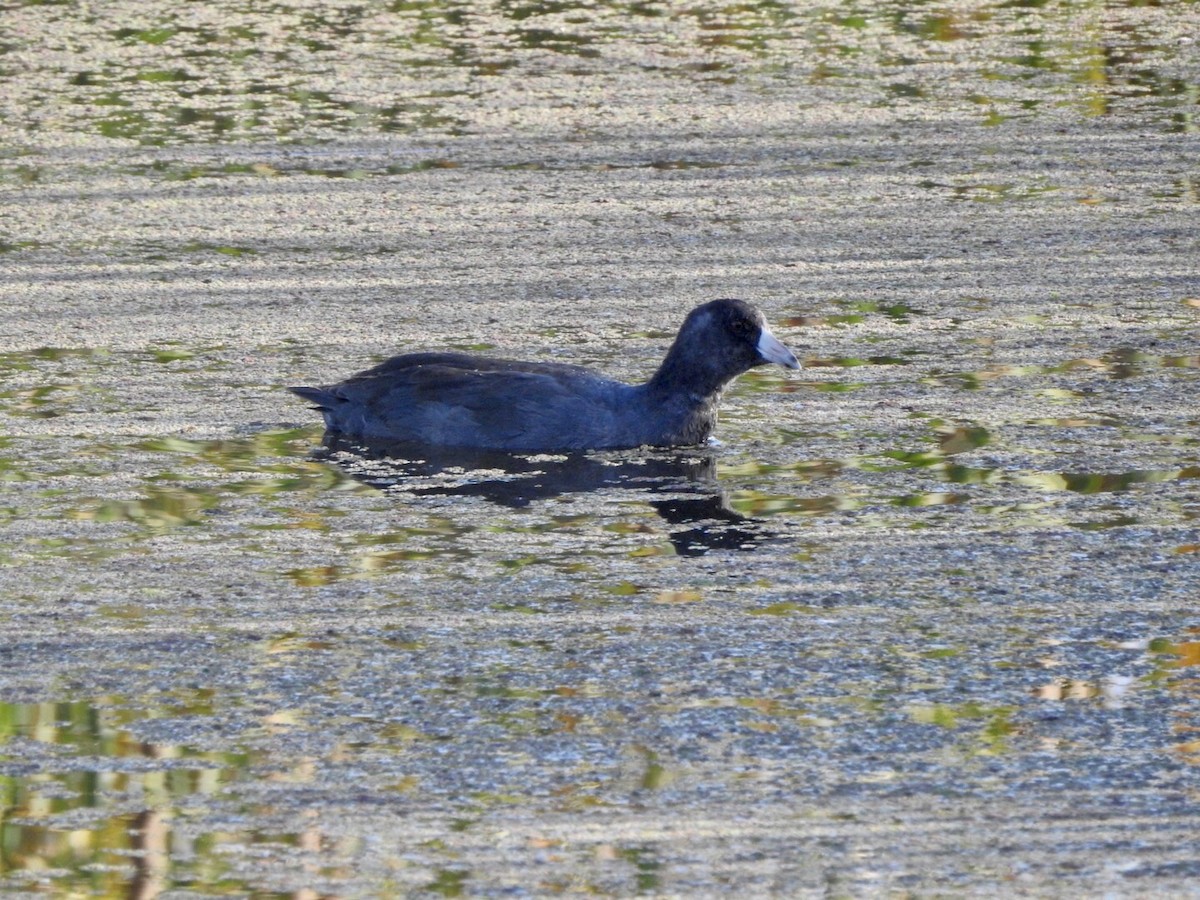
left=757, top=326, right=801, bottom=369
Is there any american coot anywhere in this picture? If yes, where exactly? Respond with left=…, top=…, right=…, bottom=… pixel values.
left=290, top=298, right=799, bottom=452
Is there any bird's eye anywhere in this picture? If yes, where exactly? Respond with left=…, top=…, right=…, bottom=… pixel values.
left=732, top=318, right=753, bottom=336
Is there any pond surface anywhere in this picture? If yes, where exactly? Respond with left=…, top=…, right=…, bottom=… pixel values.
left=2, top=0, right=1199, bottom=896
left=2, top=0, right=1197, bottom=151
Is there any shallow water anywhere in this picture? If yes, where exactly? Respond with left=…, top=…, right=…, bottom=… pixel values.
left=2, top=0, right=1200, bottom=895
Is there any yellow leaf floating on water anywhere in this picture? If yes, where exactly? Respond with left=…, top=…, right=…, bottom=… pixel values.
left=1174, top=740, right=1200, bottom=759
left=749, top=601, right=815, bottom=616
left=654, top=589, right=703, bottom=604
left=384, top=776, right=421, bottom=793
left=1170, top=642, right=1200, bottom=668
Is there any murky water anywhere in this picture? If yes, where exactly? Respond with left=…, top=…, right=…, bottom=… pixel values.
left=2, top=0, right=1199, bottom=895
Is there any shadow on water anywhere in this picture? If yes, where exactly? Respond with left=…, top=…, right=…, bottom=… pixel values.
left=316, top=434, right=773, bottom=556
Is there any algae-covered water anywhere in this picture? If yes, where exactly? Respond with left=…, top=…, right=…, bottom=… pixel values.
left=2, top=1, right=1199, bottom=895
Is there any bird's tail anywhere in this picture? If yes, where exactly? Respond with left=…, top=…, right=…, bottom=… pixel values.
left=289, top=386, right=337, bottom=409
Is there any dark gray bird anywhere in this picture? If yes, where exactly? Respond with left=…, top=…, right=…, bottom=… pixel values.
left=290, top=298, right=799, bottom=452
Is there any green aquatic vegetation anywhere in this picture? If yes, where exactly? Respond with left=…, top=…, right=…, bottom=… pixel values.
left=906, top=701, right=1017, bottom=755
left=729, top=490, right=859, bottom=517
left=892, top=491, right=969, bottom=508
left=284, top=565, right=345, bottom=586
left=1142, top=637, right=1200, bottom=691
left=283, top=544, right=450, bottom=585
left=180, top=241, right=256, bottom=256
left=150, top=348, right=196, bottom=363
left=354, top=521, right=475, bottom=544
left=138, top=428, right=335, bottom=473
left=0, top=699, right=297, bottom=898
left=812, top=381, right=866, bottom=393
left=784, top=301, right=923, bottom=329
left=425, top=868, right=470, bottom=897
left=929, top=352, right=1200, bottom=392
left=879, top=423, right=1199, bottom=497
left=0, top=347, right=107, bottom=370
left=112, top=26, right=177, bottom=45
left=62, top=430, right=367, bottom=539
left=0, top=383, right=77, bottom=418
left=748, top=601, right=819, bottom=616
left=74, top=485, right=221, bottom=528
left=224, top=468, right=353, bottom=495
left=720, top=416, right=1197, bottom=529
left=950, top=180, right=1060, bottom=202
left=601, top=581, right=643, bottom=596
left=1013, top=468, right=1200, bottom=494
left=807, top=355, right=914, bottom=368
left=937, top=425, right=991, bottom=455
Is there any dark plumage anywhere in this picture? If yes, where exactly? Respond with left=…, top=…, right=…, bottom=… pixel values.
left=290, top=299, right=799, bottom=452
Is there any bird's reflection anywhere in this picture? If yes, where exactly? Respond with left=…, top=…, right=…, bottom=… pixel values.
left=315, top=434, right=771, bottom=556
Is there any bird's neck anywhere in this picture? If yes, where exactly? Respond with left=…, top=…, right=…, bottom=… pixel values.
left=635, top=345, right=733, bottom=447
left=644, top=339, right=737, bottom=403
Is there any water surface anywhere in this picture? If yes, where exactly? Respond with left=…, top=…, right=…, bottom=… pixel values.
left=2, top=0, right=1199, bottom=895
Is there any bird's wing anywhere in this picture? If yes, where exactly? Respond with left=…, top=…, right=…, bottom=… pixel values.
left=335, top=363, right=617, bottom=449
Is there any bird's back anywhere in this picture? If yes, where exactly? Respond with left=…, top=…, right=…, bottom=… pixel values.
left=291, top=351, right=646, bottom=451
